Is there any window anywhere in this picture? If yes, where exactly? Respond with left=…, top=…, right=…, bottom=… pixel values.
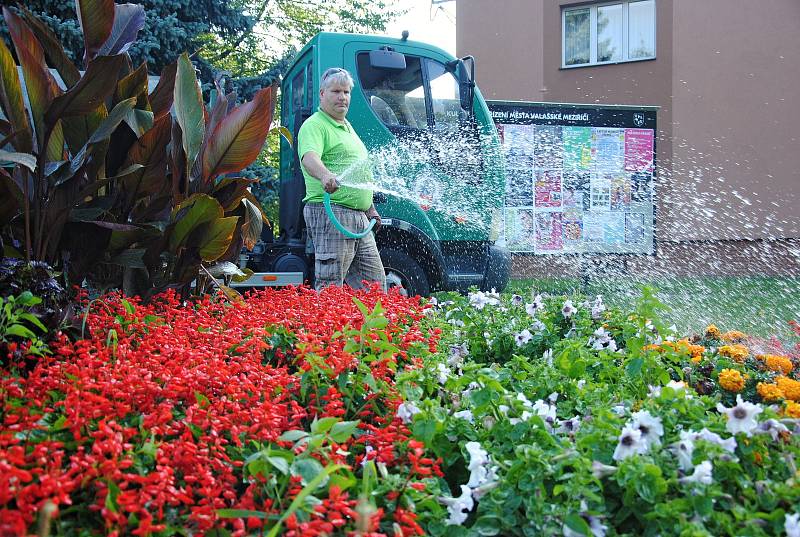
left=562, top=0, right=655, bottom=68
left=357, top=53, right=428, bottom=129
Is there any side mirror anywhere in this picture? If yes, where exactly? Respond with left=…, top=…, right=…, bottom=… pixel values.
left=459, top=56, right=476, bottom=115
left=369, top=47, right=407, bottom=70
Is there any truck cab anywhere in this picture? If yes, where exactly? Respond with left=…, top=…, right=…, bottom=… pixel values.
left=249, top=32, right=510, bottom=295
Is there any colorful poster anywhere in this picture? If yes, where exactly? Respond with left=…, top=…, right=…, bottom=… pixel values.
left=624, top=128, right=655, bottom=172
left=535, top=170, right=562, bottom=208
left=562, top=210, right=583, bottom=248
left=582, top=214, right=604, bottom=243
left=610, top=175, right=631, bottom=211
left=535, top=212, right=563, bottom=251
left=603, top=213, right=625, bottom=244
left=592, top=128, right=625, bottom=171
left=630, top=172, right=652, bottom=203
left=505, top=168, right=534, bottom=206
left=562, top=126, right=593, bottom=170
left=590, top=175, right=611, bottom=210
left=533, top=125, right=563, bottom=169
left=625, top=213, right=646, bottom=244
left=504, top=207, right=536, bottom=251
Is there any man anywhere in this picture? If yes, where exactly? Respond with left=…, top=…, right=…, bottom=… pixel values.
left=298, top=67, right=386, bottom=291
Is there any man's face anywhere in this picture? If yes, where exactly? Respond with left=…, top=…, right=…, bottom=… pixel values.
left=320, top=82, right=351, bottom=121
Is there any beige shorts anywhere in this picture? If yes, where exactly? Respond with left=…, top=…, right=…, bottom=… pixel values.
left=303, top=204, right=386, bottom=291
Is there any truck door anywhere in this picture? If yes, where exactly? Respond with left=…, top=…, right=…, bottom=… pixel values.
left=279, top=54, right=314, bottom=243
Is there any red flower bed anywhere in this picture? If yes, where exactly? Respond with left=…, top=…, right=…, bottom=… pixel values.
left=1, top=285, right=442, bottom=536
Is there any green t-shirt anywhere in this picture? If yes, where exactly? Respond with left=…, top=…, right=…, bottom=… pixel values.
left=298, top=109, right=374, bottom=211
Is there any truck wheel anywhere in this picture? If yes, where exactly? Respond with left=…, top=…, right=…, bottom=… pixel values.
left=380, top=248, right=430, bottom=297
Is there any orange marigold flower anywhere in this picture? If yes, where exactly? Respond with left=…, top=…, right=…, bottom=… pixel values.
left=756, top=382, right=784, bottom=402
left=718, top=344, right=749, bottom=362
left=784, top=400, right=800, bottom=418
left=705, top=324, right=721, bottom=339
left=775, top=376, right=800, bottom=401
left=643, top=344, right=663, bottom=352
left=760, top=354, right=794, bottom=375
left=718, top=368, right=745, bottom=392
left=721, top=330, right=746, bottom=342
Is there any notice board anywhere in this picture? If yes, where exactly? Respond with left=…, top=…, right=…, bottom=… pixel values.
left=487, top=101, right=658, bottom=255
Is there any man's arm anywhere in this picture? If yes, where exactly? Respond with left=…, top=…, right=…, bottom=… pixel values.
left=301, top=152, right=339, bottom=193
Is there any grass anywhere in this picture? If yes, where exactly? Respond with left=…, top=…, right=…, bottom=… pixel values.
left=506, top=276, right=800, bottom=341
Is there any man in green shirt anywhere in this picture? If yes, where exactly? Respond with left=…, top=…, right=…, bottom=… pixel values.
left=299, top=67, right=386, bottom=291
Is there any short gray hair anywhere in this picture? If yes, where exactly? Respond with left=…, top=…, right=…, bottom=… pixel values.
left=320, top=67, right=354, bottom=91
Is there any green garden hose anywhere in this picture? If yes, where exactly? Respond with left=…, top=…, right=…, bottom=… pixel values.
left=323, top=191, right=376, bottom=239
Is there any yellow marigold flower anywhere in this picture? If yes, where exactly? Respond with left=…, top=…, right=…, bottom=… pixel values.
left=784, top=400, right=800, bottom=419
left=705, top=324, right=721, bottom=339
left=718, top=368, right=745, bottom=392
left=689, top=344, right=705, bottom=362
left=643, top=344, right=662, bottom=352
left=761, top=354, right=794, bottom=375
left=757, top=382, right=785, bottom=402
left=775, top=376, right=800, bottom=401
left=718, top=344, right=749, bottom=363
left=721, top=330, right=746, bottom=342
left=691, top=353, right=703, bottom=364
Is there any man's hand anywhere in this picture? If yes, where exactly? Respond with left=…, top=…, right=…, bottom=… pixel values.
left=366, top=206, right=381, bottom=231
left=322, top=174, right=339, bottom=194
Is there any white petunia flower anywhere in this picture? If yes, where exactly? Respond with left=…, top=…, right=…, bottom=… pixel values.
left=448, top=342, right=469, bottom=367
left=525, top=294, right=545, bottom=315
left=613, top=425, right=646, bottom=461
left=716, top=395, right=763, bottom=436
left=465, top=441, right=491, bottom=488
left=611, top=404, right=627, bottom=416
left=670, top=432, right=696, bottom=471
left=511, top=294, right=524, bottom=306
left=630, top=410, right=664, bottom=449
left=548, top=391, right=559, bottom=403
left=679, top=460, right=713, bottom=485
left=543, top=349, right=554, bottom=367
left=577, top=379, right=587, bottom=389
left=591, top=460, right=618, bottom=479
left=532, top=399, right=557, bottom=424
left=555, top=416, right=582, bottom=435
left=436, top=363, right=451, bottom=384
left=563, top=516, right=607, bottom=537
left=453, top=409, right=474, bottom=424
left=785, top=513, right=800, bottom=537
left=591, top=295, right=606, bottom=319
left=396, top=401, right=420, bottom=424
left=562, top=299, right=577, bottom=318
left=516, top=393, right=534, bottom=408
left=515, top=329, right=534, bottom=347
left=530, top=318, right=547, bottom=333
left=756, top=418, right=789, bottom=441
left=469, top=290, right=500, bottom=310
left=589, top=327, right=616, bottom=351
left=441, top=485, right=474, bottom=525
left=690, top=428, right=737, bottom=453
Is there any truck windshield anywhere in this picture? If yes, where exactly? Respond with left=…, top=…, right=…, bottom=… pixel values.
left=356, top=53, right=466, bottom=132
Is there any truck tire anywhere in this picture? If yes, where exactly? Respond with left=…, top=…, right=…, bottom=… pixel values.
left=380, top=248, right=430, bottom=297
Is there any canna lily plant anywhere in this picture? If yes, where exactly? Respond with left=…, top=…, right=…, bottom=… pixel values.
left=0, top=0, right=276, bottom=298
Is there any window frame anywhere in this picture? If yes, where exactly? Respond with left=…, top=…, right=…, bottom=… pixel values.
left=561, top=0, right=656, bottom=68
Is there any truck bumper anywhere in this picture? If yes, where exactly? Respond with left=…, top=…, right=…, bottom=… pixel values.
left=482, top=243, right=511, bottom=292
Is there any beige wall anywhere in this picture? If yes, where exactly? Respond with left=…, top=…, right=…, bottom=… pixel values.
left=458, top=0, right=800, bottom=242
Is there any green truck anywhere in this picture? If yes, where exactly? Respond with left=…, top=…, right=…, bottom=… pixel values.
left=243, top=32, right=510, bottom=295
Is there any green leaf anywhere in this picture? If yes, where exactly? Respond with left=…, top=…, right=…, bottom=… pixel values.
left=4, top=7, right=60, bottom=150
left=76, top=0, right=115, bottom=63
left=290, top=457, right=325, bottom=486
left=104, top=480, right=121, bottom=514
left=216, top=509, right=268, bottom=520
left=473, top=516, right=502, bottom=536
left=412, top=418, right=437, bottom=444
left=277, top=126, right=293, bottom=146
left=564, top=513, right=591, bottom=536
left=5, top=324, right=36, bottom=339
left=266, top=456, right=290, bottom=475
left=18, top=5, right=80, bottom=88
left=279, top=430, right=309, bottom=443
left=329, top=420, right=360, bottom=443
left=626, top=357, right=644, bottom=378
left=45, top=55, right=125, bottom=126
left=0, top=35, right=33, bottom=153
left=174, top=52, right=205, bottom=174
left=169, top=194, right=223, bottom=251
left=198, top=216, right=238, bottom=262
left=311, top=416, right=339, bottom=435
left=0, top=149, right=36, bottom=172
left=201, top=84, right=276, bottom=182
left=18, top=313, right=47, bottom=332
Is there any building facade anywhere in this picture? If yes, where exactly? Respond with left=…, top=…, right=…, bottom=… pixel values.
left=457, top=0, right=800, bottom=275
